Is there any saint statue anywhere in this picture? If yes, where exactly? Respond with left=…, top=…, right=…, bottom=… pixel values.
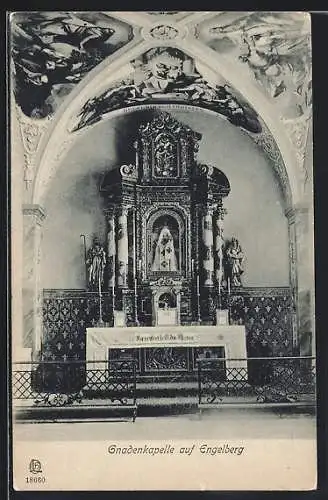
left=86, top=237, right=106, bottom=290
left=152, top=225, right=178, bottom=272
left=225, top=237, right=244, bottom=287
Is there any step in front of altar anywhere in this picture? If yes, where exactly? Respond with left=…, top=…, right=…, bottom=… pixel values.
left=83, top=377, right=200, bottom=401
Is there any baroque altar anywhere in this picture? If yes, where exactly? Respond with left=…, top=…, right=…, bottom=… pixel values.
left=85, top=111, right=246, bottom=373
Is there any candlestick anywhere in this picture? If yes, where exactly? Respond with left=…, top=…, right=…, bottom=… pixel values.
left=80, top=234, right=87, bottom=288
left=134, top=276, right=138, bottom=325
left=98, top=274, right=104, bottom=326
left=196, top=274, right=201, bottom=324
left=227, top=277, right=231, bottom=325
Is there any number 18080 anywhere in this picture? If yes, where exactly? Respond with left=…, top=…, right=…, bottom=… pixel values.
left=25, top=476, right=46, bottom=484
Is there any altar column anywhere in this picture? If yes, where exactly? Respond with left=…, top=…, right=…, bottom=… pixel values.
left=106, top=210, right=116, bottom=290
left=23, top=204, right=46, bottom=360
left=116, top=206, right=129, bottom=289
left=201, top=204, right=215, bottom=323
left=213, top=204, right=227, bottom=288
left=286, top=204, right=314, bottom=355
left=202, top=205, right=214, bottom=286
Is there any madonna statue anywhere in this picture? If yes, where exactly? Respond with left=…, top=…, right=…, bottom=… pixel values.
left=152, top=225, right=178, bottom=271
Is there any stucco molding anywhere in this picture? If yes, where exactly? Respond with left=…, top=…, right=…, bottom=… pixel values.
left=22, top=204, right=47, bottom=225
left=15, top=106, right=51, bottom=187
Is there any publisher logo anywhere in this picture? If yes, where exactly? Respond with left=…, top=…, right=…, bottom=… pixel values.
left=29, top=459, right=42, bottom=474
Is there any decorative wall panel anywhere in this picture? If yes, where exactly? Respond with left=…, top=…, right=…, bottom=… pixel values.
left=42, top=291, right=113, bottom=361
left=41, top=287, right=293, bottom=366
left=244, top=294, right=293, bottom=357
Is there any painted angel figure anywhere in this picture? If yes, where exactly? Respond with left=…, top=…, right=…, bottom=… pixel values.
left=239, top=15, right=311, bottom=110
left=208, top=12, right=311, bottom=113
left=12, top=12, right=115, bottom=118
left=138, top=47, right=202, bottom=97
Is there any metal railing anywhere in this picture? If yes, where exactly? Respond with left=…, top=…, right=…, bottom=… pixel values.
left=12, top=359, right=137, bottom=408
left=197, top=356, right=316, bottom=406
left=12, top=356, right=316, bottom=411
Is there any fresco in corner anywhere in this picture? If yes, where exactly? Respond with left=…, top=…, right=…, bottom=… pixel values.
left=10, top=12, right=133, bottom=119
left=196, top=11, right=312, bottom=119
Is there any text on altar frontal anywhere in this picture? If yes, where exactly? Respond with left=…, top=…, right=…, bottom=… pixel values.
left=135, top=333, right=196, bottom=343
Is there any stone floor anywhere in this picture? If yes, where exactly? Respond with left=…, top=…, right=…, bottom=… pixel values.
left=14, top=406, right=316, bottom=441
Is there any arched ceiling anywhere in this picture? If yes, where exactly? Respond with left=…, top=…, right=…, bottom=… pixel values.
left=11, top=11, right=312, bottom=210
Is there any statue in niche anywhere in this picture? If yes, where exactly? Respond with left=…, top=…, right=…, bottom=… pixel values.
left=224, top=237, right=244, bottom=287
left=152, top=225, right=178, bottom=272
left=86, top=237, right=106, bottom=290
left=158, top=292, right=176, bottom=309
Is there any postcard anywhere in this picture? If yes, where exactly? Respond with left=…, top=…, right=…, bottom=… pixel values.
left=10, top=11, right=316, bottom=491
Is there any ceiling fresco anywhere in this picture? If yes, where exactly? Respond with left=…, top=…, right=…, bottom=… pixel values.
left=11, top=12, right=133, bottom=118
left=196, top=11, right=312, bottom=120
left=10, top=11, right=312, bottom=204
left=71, top=47, right=261, bottom=134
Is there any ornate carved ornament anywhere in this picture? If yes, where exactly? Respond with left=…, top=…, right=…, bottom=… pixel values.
left=196, top=163, right=231, bottom=196
left=120, top=163, right=138, bottom=180
left=20, top=121, right=44, bottom=154
left=139, top=112, right=201, bottom=143
left=138, top=191, right=191, bottom=205
left=22, top=204, right=47, bottom=225
left=141, top=202, right=190, bottom=223
left=149, top=276, right=182, bottom=288
left=16, top=107, right=50, bottom=184
left=141, top=19, right=189, bottom=42
left=282, top=115, right=311, bottom=190
left=199, top=164, right=214, bottom=177
left=148, top=24, right=180, bottom=40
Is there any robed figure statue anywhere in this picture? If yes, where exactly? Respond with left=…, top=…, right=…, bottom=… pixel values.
left=152, top=225, right=178, bottom=271
left=86, top=237, right=106, bottom=290
left=225, top=237, right=244, bottom=287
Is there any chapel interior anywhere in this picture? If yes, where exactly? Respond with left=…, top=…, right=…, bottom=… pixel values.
left=12, top=11, right=314, bottom=387
left=30, top=108, right=312, bottom=376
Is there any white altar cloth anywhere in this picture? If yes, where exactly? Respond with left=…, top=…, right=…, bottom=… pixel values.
left=86, top=325, right=248, bottom=379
